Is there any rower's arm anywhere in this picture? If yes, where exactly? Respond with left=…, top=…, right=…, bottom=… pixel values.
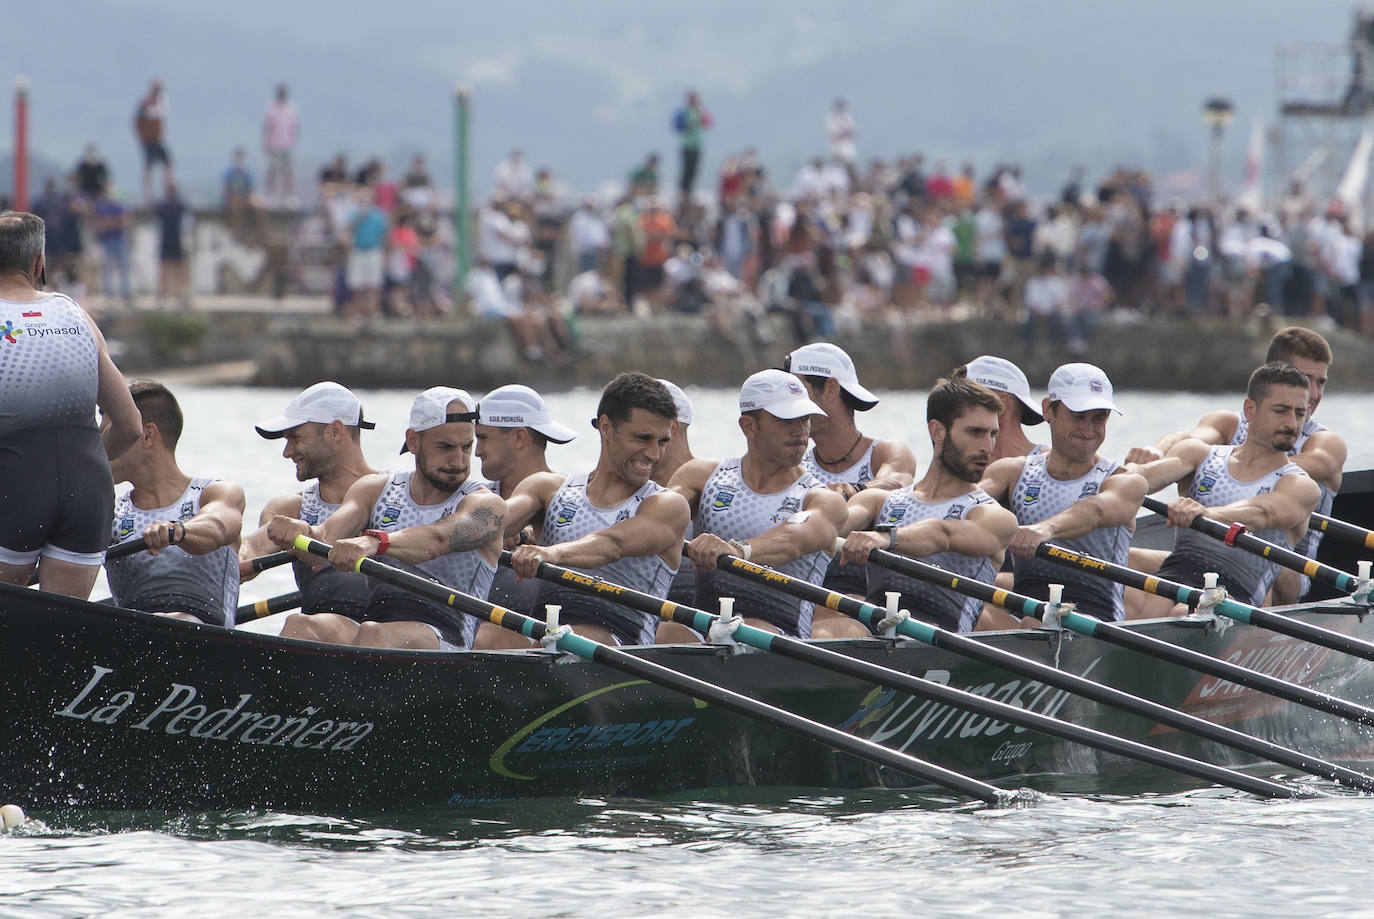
left=518, top=491, right=690, bottom=574
left=1125, top=410, right=1237, bottom=464
left=1131, top=437, right=1211, bottom=494
left=90, top=315, right=141, bottom=461
left=502, top=472, right=564, bottom=537
left=866, top=440, right=917, bottom=492
left=147, top=481, right=246, bottom=557
left=338, top=491, right=508, bottom=570
left=842, top=487, right=891, bottom=536
left=267, top=473, right=385, bottom=549
left=1202, top=472, right=1322, bottom=537
left=239, top=493, right=302, bottom=575
left=1008, top=470, right=1146, bottom=559
left=977, top=456, right=1025, bottom=504
left=667, top=458, right=717, bottom=519
left=1295, top=430, right=1346, bottom=495
left=843, top=502, right=1017, bottom=566
left=746, top=486, right=846, bottom=567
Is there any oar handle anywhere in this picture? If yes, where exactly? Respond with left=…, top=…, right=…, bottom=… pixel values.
left=1311, top=511, right=1374, bottom=551
left=236, top=590, right=302, bottom=622
left=105, top=537, right=149, bottom=561
left=250, top=550, right=297, bottom=572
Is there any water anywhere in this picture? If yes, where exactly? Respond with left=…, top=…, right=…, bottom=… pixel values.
left=9, top=384, right=1374, bottom=916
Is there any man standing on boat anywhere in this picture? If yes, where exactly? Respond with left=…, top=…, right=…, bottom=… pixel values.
left=240, top=382, right=380, bottom=618
left=107, top=380, right=246, bottom=625
left=978, top=363, right=1146, bottom=625
left=0, top=211, right=142, bottom=599
left=671, top=369, right=854, bottom=638
left=1129, top=362, right=1322, bottom=617
left=787, top=342, right=916, bottom=601
left=505, top=373, right=690, bottom=646
left=961, top=354, right=1044, bottom=461
left=840, top=375, right=1018, bottom=632
left=268, top=387, right=506, bottom=650
left=1125, top=327, right=1346, bottom=603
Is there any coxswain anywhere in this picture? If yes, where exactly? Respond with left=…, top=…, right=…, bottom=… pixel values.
left=0, top=211, right=141, bottom=599
left=106, top=380, right=246, bottom=624
left=505, top=373, right=690, bottom=646
left=961, top=354, right=1044, bottom=461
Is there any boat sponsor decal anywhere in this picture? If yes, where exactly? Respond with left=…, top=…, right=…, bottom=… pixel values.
left=1157, top=630, right=1334, bottom=728
left=1022, top=484, right=1041, bottom=505
left=489, top=679, right=701, bottom=780
left=53, top=665, right=373, bottom=751
left=711, top=489, right=736, bottom=511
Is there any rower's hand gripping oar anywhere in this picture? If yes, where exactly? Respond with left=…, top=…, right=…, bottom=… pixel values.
left=249, top=550, right=297, bottom=573
left=510, top=550, right=1301, bottom=798
left=295, top=536, right=1011, bottom=805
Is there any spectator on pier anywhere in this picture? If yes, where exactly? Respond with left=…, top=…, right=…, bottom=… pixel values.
left=93, top=181, right=132, bottom=304
left=223, top=148, right=255, bottom=239
left=74, top=144, right=109, bottom=200
left=134, top=78, right=173, bottom=203
left=494, top=149, right=534, bottom=202
left=673, top=90, right=712, bottom=203
left=155, top=180, right=191, bottom=309
left=262, top=83, right=300, bottom=207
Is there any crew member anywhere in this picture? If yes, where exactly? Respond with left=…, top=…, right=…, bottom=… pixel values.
left=506, top=373, right=690, bottom=646
left=269, top=387, right=506, bottom=650
left=0, top=210, right=141, bottom=599
left=841, top=375, right=1017, bottom=632
left=1131, top=362, right=1322, bottom=617
left=961, top=354, right=1044, bottom=461
left=653, top=378, right=700, bottom=614
left=670, top=369, right=851, bottom=638
left=107, top=380, right=246, bottom=625
left=979, top=363, right=1146, bottom=625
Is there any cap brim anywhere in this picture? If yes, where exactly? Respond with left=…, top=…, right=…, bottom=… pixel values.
left=838, top=380, right=879, bottom=410
left=1060, top=397, right=1121, bottom=416
left=254, top=415, right=305, bottom=439
left=533, top=421, right=578, bottom=444
left=1016, top=394, right=1044, bottom=425
left=767, top=398, right=828, bottom=420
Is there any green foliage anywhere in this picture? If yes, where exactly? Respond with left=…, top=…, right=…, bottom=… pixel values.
left=144, top=312, right=209, bottom=359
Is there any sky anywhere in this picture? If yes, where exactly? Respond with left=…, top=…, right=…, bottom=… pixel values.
left=3, top=0, right=1367, bottom=206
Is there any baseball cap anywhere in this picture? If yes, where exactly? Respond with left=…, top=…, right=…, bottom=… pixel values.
left=400, top=386, right=478, bottom=453
left=1047, top=363, right=1121, bottom=415
left=739, top=369, right=827, bottom=419
left=657, top=378, right=693, bottom=425
left=965, top=355, right=1044, bottom=425
left=255, top=381, right=376, bottom=439
left=785, top=342, right=879, bottom=410
left=477, top=384, right=577, bottom=444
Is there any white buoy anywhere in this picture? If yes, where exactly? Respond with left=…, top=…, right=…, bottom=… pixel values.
left=1, top=804, right=25, bottom=828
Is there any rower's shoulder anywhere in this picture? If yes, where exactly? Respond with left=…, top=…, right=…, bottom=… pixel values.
left=1190, top=408, right=1240, bottom=443
left=667, top=457, right=719, bottom=492
left=258, top=491, right=304, bottom=525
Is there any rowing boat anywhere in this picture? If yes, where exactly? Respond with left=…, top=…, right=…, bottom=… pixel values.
left=2, top=476, right=1372, bottom=810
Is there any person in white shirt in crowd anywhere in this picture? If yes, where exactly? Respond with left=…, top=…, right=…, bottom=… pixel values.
left=568, top=196, right=610, bottom=275
left=1020, top=253, right=1068, bottom=343
left=493, top=149, right=535, bottom=202
left=826, top=98, right=857, bottom=174
left=477, top=197, right=526, bottom=282
left=973, top=199, right=1007, bottom=316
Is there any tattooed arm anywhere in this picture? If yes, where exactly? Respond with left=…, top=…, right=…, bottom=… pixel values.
left=325, top=490, right=508, bottom=571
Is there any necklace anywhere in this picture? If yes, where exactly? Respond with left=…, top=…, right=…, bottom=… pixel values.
left=814, top=431, right=863, bottom=467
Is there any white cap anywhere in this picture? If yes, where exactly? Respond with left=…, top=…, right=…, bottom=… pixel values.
left=477, top=384, right=577, bottom=444
left=786, top=342, right=879, bottom=409
left=965, top=355, right=1043, bottom=425
left=1047, top=363, right=1121, bottom=415
left=255, top=382, right=375, bottom=438
left=657, top=378, right=693, bottom=425
left=400, top=386, right=477, bottom=453
left=739, top=369, right=827, bottom=419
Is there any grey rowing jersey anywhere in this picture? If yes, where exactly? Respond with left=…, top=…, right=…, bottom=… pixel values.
left=1010, top=453, right=1129, bottom=620
left=298, top=482, right=341, bottom=526
left=803, top=440, right=882, bottom=593
left=1230, top=415, right=1335, bottom=566
left=535, top=472, right=678, bottom=645
left=694, top=458, right=830, bottom=637
left=369, top=472, right=496, bottom=599
left=0, top=293, right=99, bottom=437
left=107, top=477, right=239, bottom=626
left=1174, top=444, right=1306, bottom=607
left=865, top=487, right=999, bottom=633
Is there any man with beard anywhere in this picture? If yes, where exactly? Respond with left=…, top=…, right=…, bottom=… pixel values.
left=241, top=382, right=379, bottom=621
left=671, top=369, right=851, bottom=638
left=505, top=373, right=689, bottom=646
left=1129, top=362, right=1321, bottom=617
left=978, top=363, right=1146, bottom=625
left=268, top=387, right=506, bottom=650
left=840, top=375, right=1017, bottom=633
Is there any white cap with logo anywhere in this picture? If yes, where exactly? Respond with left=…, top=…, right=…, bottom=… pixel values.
left=786, top=342, right=879, bottom=409
left=477, top=384, right=577, bottom=444
left=255, top=381, right=376, bottom=439
left=965, top=355, right=1043, bottom=425
left=739, top=369, right=827, bottom=419
left=1047, top=363, right=1121, bottom=415
left=400, top=386, right=478, bottom=453
left=657, top=378, right=693, bottom=425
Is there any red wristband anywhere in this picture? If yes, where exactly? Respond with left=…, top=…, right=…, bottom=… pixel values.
left=363, top=528, right=390, bottom=554
left=1223, top=522, right=1247, bottom=546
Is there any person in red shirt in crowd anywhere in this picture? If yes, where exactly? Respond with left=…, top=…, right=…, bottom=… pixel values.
left=637, top=198, right=677, bottom=312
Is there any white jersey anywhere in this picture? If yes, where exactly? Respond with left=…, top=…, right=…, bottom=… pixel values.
left=866, top=487, right=999, bottom=633
left=802, top=439, right=881, bottom=593
left=0, top=293, right=99, bottom=437
left=369, top=472, right=496, bottom=599
left=107, top=477, right=239, bottom=626
left=1009, top=453, right=1129, bottom=620
left=694, top=458, right=829, bottom=637
left=298, top=482, right=341, bottom=526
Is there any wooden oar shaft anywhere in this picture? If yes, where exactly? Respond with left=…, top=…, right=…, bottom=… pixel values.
left=300, top=538, right=1009, bottom=804
left=236, top=591, right=302, bottom=622
left=1311, top=511, right=1374, bottom=551
left=861, top=547, right=1374, bottom=791
left=521, top=554, right=1297, bottom=797
left=1141, top=496, right=1358, bottom=594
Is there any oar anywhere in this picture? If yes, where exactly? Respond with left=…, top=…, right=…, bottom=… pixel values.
left=510, top=553, right=1298, bottom=798
left=236, top=590, right=302, bottom=622
left=1141, top=496, right=1362, bottom=597
left=249, top=550, right=297, bottom=572
left=105, top=537, right=149, bottom=561
left=1309, top=511, right=1374, bottom=552
left=856, top=542, right=1374, bottom=790
left=294, top=536, right=1010, bottom=805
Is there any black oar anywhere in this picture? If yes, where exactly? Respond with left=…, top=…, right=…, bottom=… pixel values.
left=857, top=542, right=1374, bottom=790
left=294, top=537, right=1010, bottom=805
left=250, top=550, right=297, bottom=572
left=236, top=591, right=302, bottom=622
left=105, top=537, right=149, bottom=561
left=512, top=553, right=1298, bottom=798
left=1310, top=511, right=1374, bottom=553
left=1141, top=496, right=1362, bottom=597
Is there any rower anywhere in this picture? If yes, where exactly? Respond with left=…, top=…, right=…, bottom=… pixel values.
left=785, top=342, right=916, bottom=598
left=106, top=380, right=246, bottom=625
left=268, top=387, right=506, bottom=650
left=653, top=378, right=700, bottom=615
left=671, top=369, right=852, bottom=638
left=472, top=383, right=577, bottom=628
left=1125, top=327, right=1346, bottom=604
left=978, top=363, right=1146, bottom=626
left=840, top=374, right=1017, bottom=632
left=961, top=354, right=1044, bottom=461
left=1129, top=361, right=1322, bottom=617
left=505, top=373, right=690, bottom=646
left=240, top=382, right=379, bottom=621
